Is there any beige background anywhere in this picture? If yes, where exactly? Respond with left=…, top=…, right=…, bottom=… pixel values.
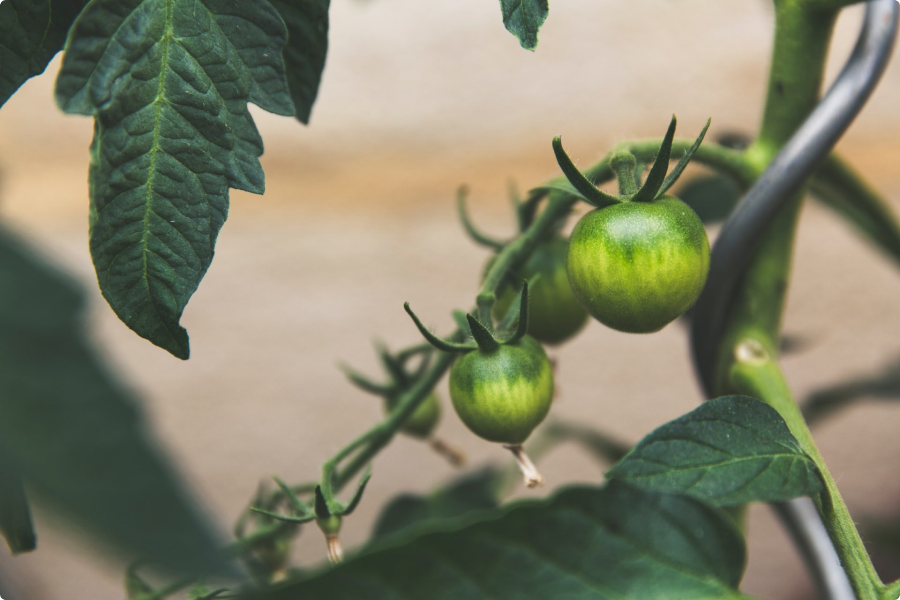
left=0, top=1, right=899, bottom=598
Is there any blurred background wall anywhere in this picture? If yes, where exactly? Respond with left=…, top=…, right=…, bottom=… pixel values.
left=0, top=0, right=899, bottom=598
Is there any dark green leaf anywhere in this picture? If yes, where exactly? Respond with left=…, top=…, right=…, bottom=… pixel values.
left=372, top=467, right=501, bottom=540
left=607, top=396, right=823, bottom=506
left=54, top=0, right=295, bottom=359
left=125, top=563, right=154, bottom=599
left=499, top=0, right=548, bottom=51
left=269, top=0, right=330, bottom=124
left=0, top=226, right=229, bottom=575
left=0, top=0, right=88, bottom=107
left=678, top=174, right=742, bottom=224
left=0, top=456, right=35, bottom=554
left=265, top=482, right=747, bottom=599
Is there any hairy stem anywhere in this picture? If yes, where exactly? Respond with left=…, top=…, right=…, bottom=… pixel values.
left=729, top=346, right=882, bottom=599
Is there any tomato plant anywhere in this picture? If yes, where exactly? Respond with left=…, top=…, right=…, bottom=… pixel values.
left=1, top=0, right=900, bottom=599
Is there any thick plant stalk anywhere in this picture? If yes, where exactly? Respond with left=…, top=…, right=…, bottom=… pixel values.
left=690, top=2, right=898, bottom=598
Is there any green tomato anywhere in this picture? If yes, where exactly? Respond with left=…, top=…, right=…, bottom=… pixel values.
left=385, top=392, right=441, bottom=439
left=449, top=336, right=553, bottom=445
left=567, top=196, right=710, bottom=333
left=492, top=237, right=589, bottom=345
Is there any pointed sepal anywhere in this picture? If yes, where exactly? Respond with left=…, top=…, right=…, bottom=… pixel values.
left=552, top=137, right=623, bottom=208
left=502, top=280, right=530, bottom=344
left=375, top=340, right=407, bottom=387
left=249, top=507, right=315, bottom=524
left=314, top=485, right=332, bottom=520
left=659, top=118, right=712, bottom=197
left=339, top=363, right=393, bottom=396
left=274, top=476, right=314, bottom=519
left=341, top=466, right=372, bottom=516
left=457, top=186, right=506, bottom=250
left=632, top=115, right=678, bottom=203
left=404, top=303, right=477, bottom=353
left=466, top=314, right=500, bottom=353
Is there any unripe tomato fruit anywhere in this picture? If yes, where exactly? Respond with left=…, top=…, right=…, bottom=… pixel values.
left=567, top=196, right=709, bottom=333
left=492, top=237, right=589, bottom=345
left=449, top=336, right=553, bottom=445
left=385, top=392, right=440, bottom=439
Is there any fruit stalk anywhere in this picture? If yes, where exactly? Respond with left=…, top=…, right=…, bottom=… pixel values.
left=504, top=444, right=544, bottom=488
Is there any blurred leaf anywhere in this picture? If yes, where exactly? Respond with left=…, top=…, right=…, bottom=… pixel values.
left=0, top=226, right=229, bottom=575
left=499, top=0, right=548, bottom=50
left=607, top=396, right=823, bottom=506
left=269, top=0, right=330, bottom=124
left=189, top=584, right=229, bottom=599
left=810, top=153, right=900, bottom=269
left=125, top=563, right=155, bottom=599
left=372, top=467, right=501, bottom=540
left=0, top=455, right=35, bottom=554
left=803, top=352, right=900, bottom=426
left=263, top=482, right=748, bottom=600
left=0, top=0, right=88, bottom=107
left=677, top=174, right=742, bottom=224
left=54, top=0, right=295, bottom=358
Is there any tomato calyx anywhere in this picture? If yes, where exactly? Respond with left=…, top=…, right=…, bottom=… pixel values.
left=553, top=115, right=711, bottom=208
left=404, top=280, right=531, bottom=355
left=248, top=469, right=372, bottom=564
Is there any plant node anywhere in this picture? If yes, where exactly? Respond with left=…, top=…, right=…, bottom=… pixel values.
left=735, top=339, right=769, bottom=365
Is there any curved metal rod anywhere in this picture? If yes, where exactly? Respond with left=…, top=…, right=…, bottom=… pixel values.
left=773, top=499, right=856, bottom=600
left=689, top=2, right=898, bottom=599
left=692, top=0, right=898, bottom=389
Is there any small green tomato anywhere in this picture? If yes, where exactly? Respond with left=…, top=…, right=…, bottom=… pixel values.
left=492, top=237, right=589, bottom=345
left=448, top=335, right=553, bottom=445
left=385, top=392, right=441, bottom=439
left=567, top=195, right=709, bottom=333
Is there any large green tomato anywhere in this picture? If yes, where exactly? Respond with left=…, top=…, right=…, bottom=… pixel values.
left=385, top=392, right=440, bottom=439
left=492, top=237, right=589, bottom=345
left=567, top=196, right=709, bottom=333
left=449, top=336, right=553, bottom=445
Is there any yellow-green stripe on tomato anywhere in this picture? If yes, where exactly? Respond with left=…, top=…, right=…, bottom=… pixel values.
left=492, top=237, right=589, bottom=345
left=449, top=336, right=553, bottom=445
left=567, top=196, right=710, bottom=334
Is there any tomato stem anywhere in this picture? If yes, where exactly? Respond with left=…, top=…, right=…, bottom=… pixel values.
left=429, top=437, right=466, bottom=468
left=504, top=444, right=544, bottom=488
left=324, top=534, right=343, bottom=564
left=708, top=2, right=886, bottom=598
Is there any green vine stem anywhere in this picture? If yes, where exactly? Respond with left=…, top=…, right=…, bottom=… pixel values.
left=252, top=135, right=750, bottom=534
left=729, top=343, right=882, bottom=599
left=323, top=137, right=750, bottom=501
left=712, top=2, right=886, bottom=598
